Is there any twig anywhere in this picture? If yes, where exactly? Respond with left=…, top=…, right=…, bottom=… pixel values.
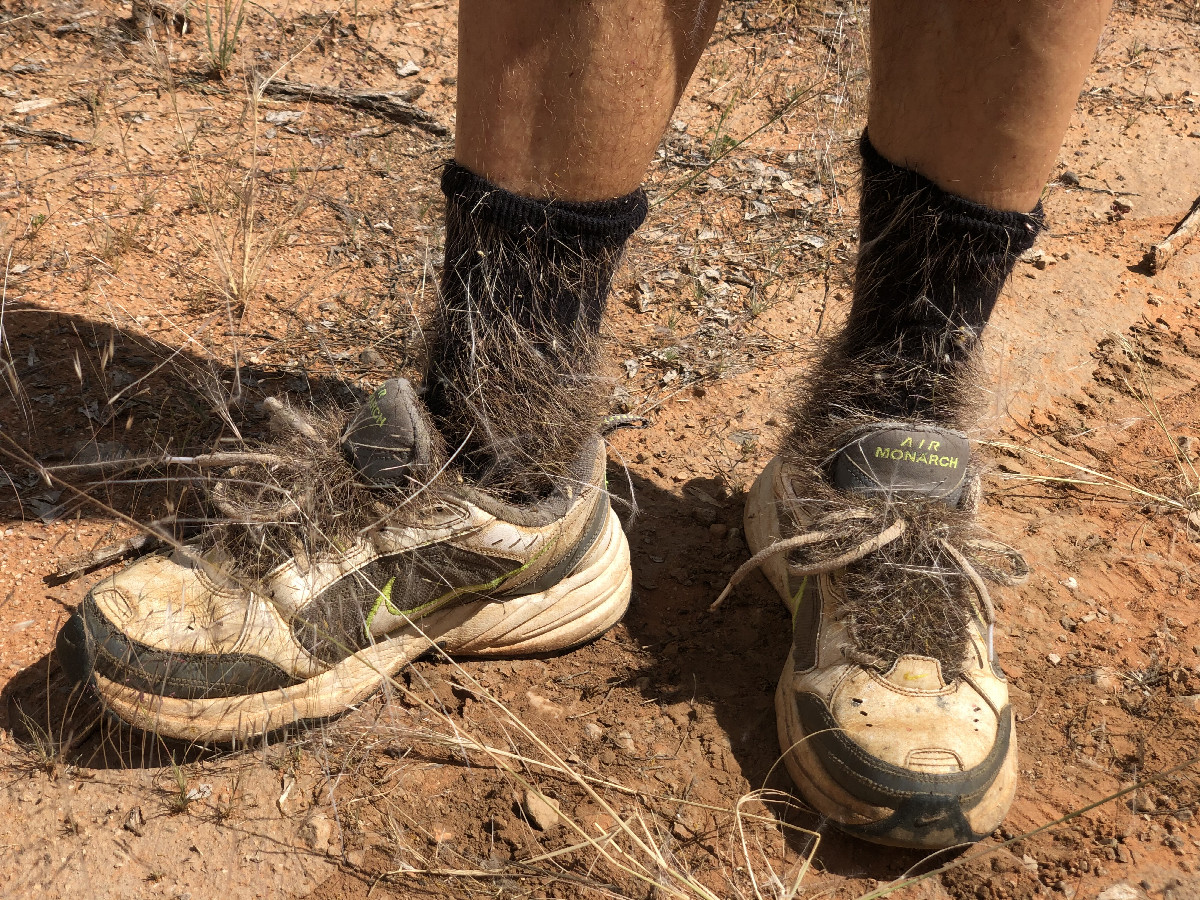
left=1149, top=194, right=1200, bottom=273
left=49, top=533, right=163, bottom=584
left=262, top=163, right=345, bottom=177
left=1, top=124, right=89, bottom=146
left=255, top=77, right=448, bottom=136
left=46, top=451, right=284, bottom=473
left=261, top=396, right=319, bottom=440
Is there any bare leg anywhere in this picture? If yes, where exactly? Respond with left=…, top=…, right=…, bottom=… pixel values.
left=869, top=0, right=1113, bottom=211
left=455, top=0, right=724, bottom=201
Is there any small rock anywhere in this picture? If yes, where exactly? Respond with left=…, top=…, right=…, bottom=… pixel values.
left=1112, top=198, right=1134, bottom=215
left=583, top=722, right=604, bottom=741
left=522, top=790, right=561, bottom=831
left=13, top=97, right=59, bottom=114
left=264, top=110, right=303, bottom=125
left=1060, top=170, right=1080, bottom=186
left=300, top=813, right=335, bottom=853
left=1060, top=576, right=1078, bottom=590
left=1060, top=616, right=1077, bottom=632
left=1047, top=653, right=1062, bottom=666
left=1092, top=667, right=1122, bottom=693
left=359, top=348, right=385, bottom=367
left=610, top=731, right=635, bottom=752
left=1175, top=694, right=1200, bottom=713
left=1097, top=885, right=1139, bottom=900
left=525, top=691, right=563, bottom=718
left=692, top=506, right=717, bottom=527
left=575, top=804, right=616, bottom=833
left=396, top=60, right=421, bottom=77
left=1022, top=854, right=1038, bottom=874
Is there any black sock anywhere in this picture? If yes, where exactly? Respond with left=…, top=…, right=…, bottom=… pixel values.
left=836, top=131, right=1045, bottom=422
left=425, top=162, right=647, bottom=497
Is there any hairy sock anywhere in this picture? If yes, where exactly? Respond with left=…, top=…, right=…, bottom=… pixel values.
left=425, top=163, right=647, bottom=499
left=780, top=132, right=1044, bottom=672
left=807, top=131, right=1045, bottom=431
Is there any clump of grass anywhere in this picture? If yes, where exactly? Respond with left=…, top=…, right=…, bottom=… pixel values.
left=164, top=757, right=194, bottom=814
left=204, top=0, right=246, bottom=79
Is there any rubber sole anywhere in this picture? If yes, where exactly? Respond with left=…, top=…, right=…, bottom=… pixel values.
left=92, top=507, right=632, bottom=743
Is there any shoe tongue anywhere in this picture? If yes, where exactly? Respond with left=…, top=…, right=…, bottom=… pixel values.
left=831, top=424, right=970, bottom=504
left=342, top=378, right=434, bottom=486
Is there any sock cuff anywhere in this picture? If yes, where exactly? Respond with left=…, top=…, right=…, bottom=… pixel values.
left=441, top=161, right=648, bottom=249
left=859, top=131, right=1045, bottom=251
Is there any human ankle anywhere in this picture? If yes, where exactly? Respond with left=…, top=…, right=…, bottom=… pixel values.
left=836, top=131, right=1044, bottom=423
left=425, top=162, right=646, bottom=498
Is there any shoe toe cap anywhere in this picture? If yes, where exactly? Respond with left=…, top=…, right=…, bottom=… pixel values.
left=784, top=682, right=1017, bottom=849
left=59, top=579, right=302, bottom=702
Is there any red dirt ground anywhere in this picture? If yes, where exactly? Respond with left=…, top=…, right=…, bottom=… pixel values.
left=1, top=2, right=1199, bottom=898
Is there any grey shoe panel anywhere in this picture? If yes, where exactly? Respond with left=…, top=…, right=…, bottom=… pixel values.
left=793, top=691, right=1012, bottom=807
left=342, top=378, right=434, bottom=487
left=66, top=594, right=301, bottom=700
left=791, top=575, right=820, bottom=671
left=460, top=435, right=606, bottom=528
left=290, top=543, right=524, bottom=663
left=509, top=491, right=608, bottom=599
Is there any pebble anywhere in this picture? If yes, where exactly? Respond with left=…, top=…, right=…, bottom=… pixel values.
left=1091, top=667, right=1122, bottom=694
left=1097, top=885, right=1139, bottom=900
left=522, top=790, right=560, bottom=831
left=300, top=814, right=335, bottom=854
left=583, top=722, right=603, bottom=741
left=359, top=348, right=385, bottom=366
left=1175, top=694, right=1200, bottom=713
left=1048, top=653, right=1062, bottom=666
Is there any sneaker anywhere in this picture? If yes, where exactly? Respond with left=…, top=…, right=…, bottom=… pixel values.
left=56, top=379, right=631, bottom=743
left=729, top=422, right=1026, bottom=849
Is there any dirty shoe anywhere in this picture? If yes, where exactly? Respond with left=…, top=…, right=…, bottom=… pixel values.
left=725, top=422, right=1027, bottom=849
left=56, top=379, right=631, bottom=743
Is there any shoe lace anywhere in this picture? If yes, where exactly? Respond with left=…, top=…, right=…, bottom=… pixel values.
left=710, top=506, right=1029, bottom=664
